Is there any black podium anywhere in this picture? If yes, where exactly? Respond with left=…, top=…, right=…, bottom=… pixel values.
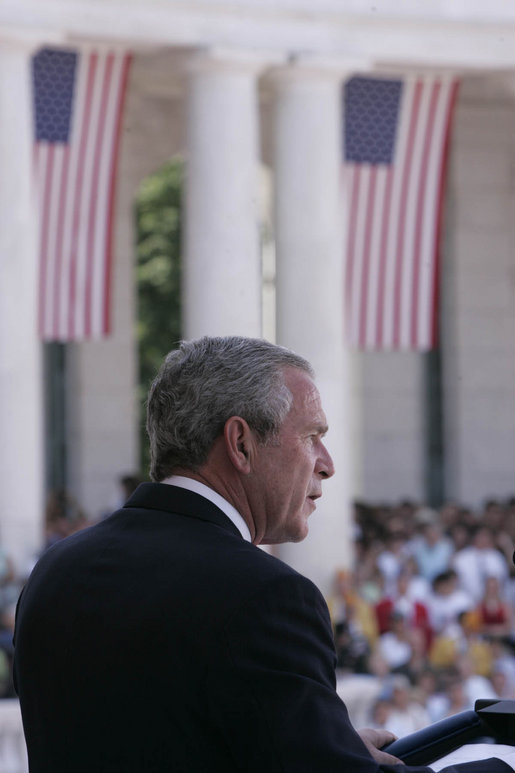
left=382, top=699, right=515, bottom=766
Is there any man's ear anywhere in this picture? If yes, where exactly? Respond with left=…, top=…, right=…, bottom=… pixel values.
left=224, top=416, right=254, bottom=474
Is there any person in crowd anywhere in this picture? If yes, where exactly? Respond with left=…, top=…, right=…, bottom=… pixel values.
left=99, top=473, right=144, bottom=520
left=476, top=575, right=512, bottom=639
left=394, top=500, right=419, bottom=539
left=0, top=537, right=18, bottom=616
left=369, top=698, right=394, bottom=732
left=482, top=500, right=506, bottom=533
left=357, top=562, right=387, bottom=606
left=0, top=604, right=16, bottom=698
left=397, top=554, right=433, bottom=602
left=119, top=473, right=143, bottom=502
left=42, top=488, right=89, bottom=552
left=0, top=543, right=15, bottom=594
left=409, top=511, right=454, bottom=583
left=437, top=501, right=461, bottom=531
left=426, top=569, right=474, bottom=639
left=455, top=654, right=497, bottom=709
left=375, top=566, right=432, bottom=653
left=452, top=525, right=508, bottom=604
left=447, top=522, right=472, bottom=553
left=330, top=568, right=378, bottom=651
left=377, top=611, right=414, bottom=671
left=443, top=678, right=470, bottom=718
left=335, top=650, right=388, bottom=729
left=334, top=619, right=371, bottom=674
left=412, top=668, right=449, bottom=723
left=490, top=667, right=513, bottom=700
left=399, top=626, right=432, bottom=685
left=489, top=637, right=515, bottom=696
left=382, top=674, right=430, bottom=738
left=459, top=612, right=496, bottom=675
left=376, top=529, right=409, bottom=598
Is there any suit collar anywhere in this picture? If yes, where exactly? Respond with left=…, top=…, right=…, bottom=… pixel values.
left=161, top=475, right=251, bottom=542
left=123, top=482, right=243, bottom=539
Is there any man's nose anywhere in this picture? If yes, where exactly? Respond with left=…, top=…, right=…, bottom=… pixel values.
left=318, top=443, right=335, bottom=479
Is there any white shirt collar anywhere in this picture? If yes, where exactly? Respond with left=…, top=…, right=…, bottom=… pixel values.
left=161, top=475, right=252, bottom=543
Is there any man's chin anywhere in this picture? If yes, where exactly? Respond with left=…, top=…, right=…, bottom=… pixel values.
left=289, top=518, right=310, bottom=543
left=261, top=520, right=310, bottom=545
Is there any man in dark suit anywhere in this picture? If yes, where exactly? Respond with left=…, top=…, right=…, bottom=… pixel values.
left=14, top=337, right=511, bottom=771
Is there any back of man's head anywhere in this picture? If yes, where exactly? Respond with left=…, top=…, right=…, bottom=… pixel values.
left=146, top=336, right=313, bottom=482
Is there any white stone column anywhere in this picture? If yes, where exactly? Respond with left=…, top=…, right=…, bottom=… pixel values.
left=272, top=62, right=354, bottom=597
left=0, top=40, right=44, bottom=575
left=183, top=51, right=262, bottom=339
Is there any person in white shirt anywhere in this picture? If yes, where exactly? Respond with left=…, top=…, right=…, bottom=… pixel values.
left=427, top=570, right=474, bottom=636
left=452, top=526, right=508, bottom=604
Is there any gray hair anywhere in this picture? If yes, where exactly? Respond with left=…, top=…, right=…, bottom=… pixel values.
left=146, top=336, right=314, bottom=481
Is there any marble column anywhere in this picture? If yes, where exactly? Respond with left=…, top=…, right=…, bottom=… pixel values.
left=183, top=51, right=263, bottom=339
left=0, top=40, right=45, bottom=574
left=272, top=62, right=354, bottom=596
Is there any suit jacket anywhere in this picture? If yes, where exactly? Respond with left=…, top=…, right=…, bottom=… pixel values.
left=13, top=483, right=510, bottom=772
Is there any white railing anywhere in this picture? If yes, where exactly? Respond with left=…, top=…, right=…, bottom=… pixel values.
left=0, top=701, right=28, bottom=773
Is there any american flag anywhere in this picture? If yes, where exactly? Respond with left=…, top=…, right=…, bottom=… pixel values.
left=343, top=75, right=459, bottom=350
left=32, top=47, right=131, bottom=341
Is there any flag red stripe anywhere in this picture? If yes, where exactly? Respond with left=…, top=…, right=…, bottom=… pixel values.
left=359, top=166, right=377, bottom=348
left=84, top=52, right=114, bottom=337
left=376, top=167, right=394, bottom=348
left=102, top=53, right=132, bottom=336
left=392, top=79, right=423, bottom=348
left=67, top=52, right=98, bottom=339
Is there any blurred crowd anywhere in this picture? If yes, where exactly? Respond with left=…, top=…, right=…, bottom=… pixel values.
left=332, top=498, right=515, bottom=736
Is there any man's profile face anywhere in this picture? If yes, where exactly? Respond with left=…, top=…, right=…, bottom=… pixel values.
left=249, top=368, right=334, bottom=545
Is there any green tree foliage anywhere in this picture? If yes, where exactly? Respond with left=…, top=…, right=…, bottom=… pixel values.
left=135, top=157, right=183, bottom=477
